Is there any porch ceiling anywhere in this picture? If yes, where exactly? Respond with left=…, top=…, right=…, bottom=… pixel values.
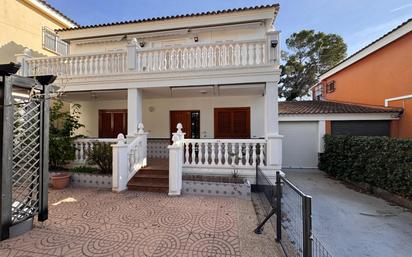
left=60, top=83, right=265, bottom=102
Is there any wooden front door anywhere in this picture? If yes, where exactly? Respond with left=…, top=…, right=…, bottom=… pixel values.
left=170, top=111, right=200, bottom=139
left=214, top=107, right=250, bottom=139
left=99, top=109, right=127, bottom=138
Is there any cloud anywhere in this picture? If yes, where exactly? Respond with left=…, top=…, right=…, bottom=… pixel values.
left=346, top=15, right=410, bottom=54
left=390, top=3, right=412, bottom=13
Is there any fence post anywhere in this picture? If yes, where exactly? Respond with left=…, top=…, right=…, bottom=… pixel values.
left=303, top=195, right=313, bottom=257
left=112, top=134, right=128, bottom=193
left=168, top=123, right=185, bottom=196
left=275, top=171, right=282, bottom=242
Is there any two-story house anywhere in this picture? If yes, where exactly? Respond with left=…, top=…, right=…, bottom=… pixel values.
left=0, top=0, right=78, bottom=63
left=17, top=4, right=283, bottom=194
left=311, top=19, right=411, bottom=139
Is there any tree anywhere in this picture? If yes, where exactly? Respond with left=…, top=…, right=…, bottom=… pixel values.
left=49, top=101, right=84, bottom=168
left=279, top=30, right=347, bottom=101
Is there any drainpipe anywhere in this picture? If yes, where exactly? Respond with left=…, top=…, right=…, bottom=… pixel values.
left=384, top=94, right=412, bottom=107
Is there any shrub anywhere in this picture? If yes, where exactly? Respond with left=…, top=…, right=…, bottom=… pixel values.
left=70, top=166, right=99, bottom=174
left=319, top=135, right=412, bottom=198
left=49, top=101, right=84, bottom=168
left=86, top=142, right=112, bottom=174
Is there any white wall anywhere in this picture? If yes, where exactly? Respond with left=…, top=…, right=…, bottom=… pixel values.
left=73, top=100, right=127, bottom=137
left=69, top=24, right=267, bottom=55
left=72, top=95, right=264, bottom=139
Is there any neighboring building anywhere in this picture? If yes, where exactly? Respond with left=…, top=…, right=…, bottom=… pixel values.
left=278, top=101, right=401, bottom=168
left=16, top=4, right=283, bottom=192
left=0, top=0, right=78, bottom=64
left=311, top=19, right=412, bottom=138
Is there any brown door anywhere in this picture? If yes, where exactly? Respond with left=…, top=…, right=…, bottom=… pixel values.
left=170, top=111, right=192, bottom=139
left=170, top=110, right=201, bottom=139
left=214, top=107, right=250, bottom=139
left=99, top=109, right=127, bottom=138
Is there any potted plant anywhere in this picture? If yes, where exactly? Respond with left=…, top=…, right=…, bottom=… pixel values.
left=50, top=172, right=71, bottom=189
left=49, top=101, right=84, bottom=189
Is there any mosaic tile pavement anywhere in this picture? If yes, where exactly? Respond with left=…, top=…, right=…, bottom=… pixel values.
left=0, top=187, right=283, bottom=257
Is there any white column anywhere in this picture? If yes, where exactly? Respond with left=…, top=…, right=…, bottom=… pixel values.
left=15, top=48, right=32, bottom=76
left=127, top=38, right=138, bottom=71
left=127, top=88, right=142, bottom=137
left=168, top=123, right=185, bottom=196
left=112, top=134, right=128, bottom=193
left=318, top=120, right=326, bottom=153
left=265, top=81, right=283, bottom=168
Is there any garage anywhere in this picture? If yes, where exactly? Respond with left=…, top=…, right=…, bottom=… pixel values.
left=279, top=121, right=319, bottom=168
left=278, top=101, right=401, bottom=169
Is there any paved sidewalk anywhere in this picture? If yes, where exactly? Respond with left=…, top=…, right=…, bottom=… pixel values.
left=284, top=169, right=412, bottom=257
left=0, top=187, right=283, bottom=257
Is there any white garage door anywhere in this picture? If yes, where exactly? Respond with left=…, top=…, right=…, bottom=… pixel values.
left=279, top=121, right=319, bottom=168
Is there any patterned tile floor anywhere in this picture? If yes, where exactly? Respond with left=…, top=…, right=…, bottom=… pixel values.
left=0, top=187, right=283, bottom=257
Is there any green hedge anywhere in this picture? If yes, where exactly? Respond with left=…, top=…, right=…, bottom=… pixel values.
left=319, top=135, right=412, bottom=198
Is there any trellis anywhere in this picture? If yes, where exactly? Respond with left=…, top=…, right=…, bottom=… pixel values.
left=0, top=63, right=53, bottom=240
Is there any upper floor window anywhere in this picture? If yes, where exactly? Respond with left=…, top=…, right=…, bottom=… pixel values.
left=42, top=27, right=69, bottom=56
left=314, top=84, right=324, bottom=100
left=326, top=81, right=336, bottom=93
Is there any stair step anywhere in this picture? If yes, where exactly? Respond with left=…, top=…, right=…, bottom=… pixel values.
left=129, top=176, right=168, bottom=185
left=128, top=181, right=169, bottom=193
left=137, top=169, right=169, bottom=176
left=134, top=172, right=168, bottom=178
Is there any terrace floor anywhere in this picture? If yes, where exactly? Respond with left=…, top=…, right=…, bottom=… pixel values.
left=0, top=187, right=283, bottom=257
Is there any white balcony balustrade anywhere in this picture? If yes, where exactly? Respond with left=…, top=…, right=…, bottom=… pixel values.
left=25, top=51, right=127, bottom=77
left=136, top=40, right=267, bottom=73
left=74, top=138, right=118, bottom=163
left=183, top=139, right=266, bottom=168
left=19, top=38, right=277, bottom=77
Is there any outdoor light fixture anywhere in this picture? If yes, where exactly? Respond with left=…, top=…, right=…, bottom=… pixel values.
left=139, top=41, right=145, bottom=47
left=194, top=36, right=199, bottom=42
left=271, top=40, right=278, bottom=48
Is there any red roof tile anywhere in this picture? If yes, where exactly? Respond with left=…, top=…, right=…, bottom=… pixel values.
left=279, top=100, right=403, bottom=115
left=56, top=4, right=279, bottom=32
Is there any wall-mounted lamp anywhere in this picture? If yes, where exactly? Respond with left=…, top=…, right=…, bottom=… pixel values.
left=139, top=41, right=145, bottom=47
left=271, top=40, right=278, bottom=48
left=194, top=36, right=199, bottom=42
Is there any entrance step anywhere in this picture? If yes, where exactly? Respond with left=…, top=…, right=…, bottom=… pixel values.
left=127, top=158, right=169, bottom=193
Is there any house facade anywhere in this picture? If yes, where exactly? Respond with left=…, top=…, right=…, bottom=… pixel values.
left=0, top=0, right=77, bottom=63
left=16, top=4, right=283, bottom=193
left=311, top=19, right=412, bottom=138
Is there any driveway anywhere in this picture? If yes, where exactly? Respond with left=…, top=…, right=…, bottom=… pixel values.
left=284, top=169, right=412, bottom=257
left=0, top=187, right=283, bottom=257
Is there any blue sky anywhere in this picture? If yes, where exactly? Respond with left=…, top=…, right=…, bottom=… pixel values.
left=49, top=0, right=412, bottom=55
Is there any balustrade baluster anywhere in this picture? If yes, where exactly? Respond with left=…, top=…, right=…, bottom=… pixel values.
left=252, top=143, right=257, bottom=166
left=224, top=142, right=229, bottom=166
left=259, top=143, right=265, bottom=166
left=217, top=142, right=222, bottom=166
left=184, top=143, right=190, bottom=165
left=204, top=142, right=209, bottom=165
left=197, top=142, right=204, bottom=165
left=245, top=143, right=251, bottom=166
left=248, top=43, right=255, bottom=65
left=191, top=143, right=196, bottom=165
left=210, top=142, right=216, bottom=165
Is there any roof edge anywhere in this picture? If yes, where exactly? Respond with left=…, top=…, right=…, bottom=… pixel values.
left=56, top=3, right=279, bottom=32
left=23, top=0, right=79, bottom=27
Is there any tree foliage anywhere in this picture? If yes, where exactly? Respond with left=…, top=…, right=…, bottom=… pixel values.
left=279, top=30, right=347, bottom=101
left=49, top=101, right=84, bottom=168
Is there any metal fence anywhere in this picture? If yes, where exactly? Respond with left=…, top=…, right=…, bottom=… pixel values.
left=254, top=167, right=333, bottom=257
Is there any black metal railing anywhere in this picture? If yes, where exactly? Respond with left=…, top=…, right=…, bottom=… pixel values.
left=253, top=166, right=332, bottom=257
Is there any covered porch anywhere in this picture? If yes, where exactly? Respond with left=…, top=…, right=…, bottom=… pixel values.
left=61, top=82, right=282, bottom=193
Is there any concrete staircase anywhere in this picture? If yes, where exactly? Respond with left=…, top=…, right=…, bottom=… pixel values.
left=127, top=158, right=169, bottom=193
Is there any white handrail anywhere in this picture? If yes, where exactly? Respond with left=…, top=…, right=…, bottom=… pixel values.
left=183, top=138, right=267, bottom=167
